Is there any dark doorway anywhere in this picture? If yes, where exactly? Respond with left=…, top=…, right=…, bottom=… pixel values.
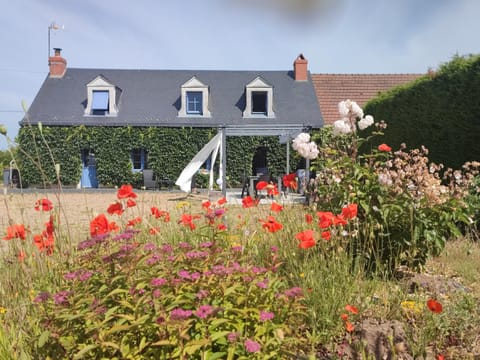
left=252, top=146, right=269, bottom=180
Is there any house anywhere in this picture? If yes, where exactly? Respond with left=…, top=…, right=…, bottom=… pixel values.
left=19, top=50, right=323, bottom=189
left=18, top=49, right=423, bottom=190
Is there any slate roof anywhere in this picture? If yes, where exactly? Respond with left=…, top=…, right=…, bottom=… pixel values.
left=312, top=73, right=423, bottom=125
left=22, top=68, right=323, bottom=130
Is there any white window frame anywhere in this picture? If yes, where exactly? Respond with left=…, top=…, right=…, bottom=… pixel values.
left=84, top=75, right=119, bottom=116
left=243, top=76, right=275, bottom=118
left=178, top=76, right=211, bottom=117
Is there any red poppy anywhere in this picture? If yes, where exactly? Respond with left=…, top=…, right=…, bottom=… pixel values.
left=345, top=320, right=354, bottom=333
left=33, top=216, right=55, bottom=254
left=296, top=229, right=316, bottom=249
left=242, top=196, right=259, bottom=208
left=127, top=217, right=142, bottom=227
left=321, top=231, right=331, bottom=241
left=271, top=202, right=283, bottom=212
left=217, top=197, right=227, bottom=205
left=345, top=304, right=359, bottom=314
left=149, top=227, right=160, bottom=235
left=126, top=198, right=136, bottom=208
left=260, top=216, right=283, bottom=233
left=117, top=184, right=137, bottom=199
left=217, top=223, right=227, bottom=231
left=283, top=173, right=298, bottom=191
left=341, top=204, right=358, bottom=220
left=256, top=181, right=269, bottom=190
left=378, top=143, right=392, bottom=152
left=427, top=298, right=443, bottom=313
left=34, top=198, right=53, bottom=211
left=333, top=215, right=348, bottom=226
left=305, top=213, right=313, bottom=224
left=3, top=224, right=27, bottom=240
left=436, top=354, right=445, bottom=360
left=202, top=200, right=211, bottom=209
left=90, top=214, right=118, bottom=237
left=340, top=313, right=348, bottom=321
left=178, top=214, right=201, bottom=230
left=107, top=202, right=124, bottom=215
left=151, top=207, right=170, bottom=222
left=316, top=211, right=336, bottom=229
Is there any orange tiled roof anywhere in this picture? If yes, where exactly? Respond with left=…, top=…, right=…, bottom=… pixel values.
left=312, top=73, right=423, bottom=125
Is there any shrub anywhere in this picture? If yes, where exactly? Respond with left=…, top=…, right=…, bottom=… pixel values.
left=307, top=100, right=478, bottom=273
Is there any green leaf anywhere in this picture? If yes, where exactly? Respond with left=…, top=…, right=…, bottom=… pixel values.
left=37, top=330, right=50, bottom=348
left=73, top=344, right=98, bottom=359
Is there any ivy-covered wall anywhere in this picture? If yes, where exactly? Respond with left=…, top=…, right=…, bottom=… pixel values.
left=16, top=125, right=296, bottom=188
left=363, top=54, right=480, bottom=169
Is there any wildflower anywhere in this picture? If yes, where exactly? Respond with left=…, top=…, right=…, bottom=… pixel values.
left=33, top=292, right=50, bottom=303
left=3, top=224, right=27, bottom=240
left=150, top=277, right=167, bottom=287
left=117, top=184, right=137, bottom=199
left=321, top=231, right=331, bottom=241
left=378, top=143, right=392, bottom=152
left=256, top=278, right=269, bottom=289
left=242, top=195, right=258, bottom=208
left=17, top=250, right=26, bottom=262
left=296, top=229, right=316, bottom=249
left=201, top=200, right=211, bottom=209
left=436, top=354, right=445, bottom=360
left=90, top=214, right=117, bottom=237
left=260, top=216, right=283, bottom=233
left=227, top=332, right=239, bottom=343
left=107, top=202, right=124, bottom=215
left=341, top=204, right=358, bottom=220
left=0, top=307, right=6, bottom=314
left=217, top=223, right=227, bottom=231
left=427, top=298, right=443, bottom=313
left=126, top=198, right=136, bottom=208
left=34, top=198, right=53, bottom=211
left=259, top=310, right=274, bottom=321
left=152, top=289, right=161, bottom=298
left=53, top=290, right=71, bottom=306
left=345, top=304, right=359, bottom=314
left=270, top=202, right=283, bottom=212
left=244, top=339, right=261, bottom=353
left=401, top=300, right=423, bottom=314
left=316, top=211, right=336, bottom=229
left=305, top=213, right=313, bottom=224
left=170, top=308, right=193, bottom=320
left=282, top=173, right=298, bottom=191
left=283, top=287, right=303, bottom=298
left=149, top=227, right=160, bottom=235
left=127, top=217, right=142, bottom=227
left=195, top=304, right=214, bottom=319
left=216, top=197, right=227, bottom=205
left=178, top=214, right=201, bottom=230
left=345, top=320, right=355, bottom=332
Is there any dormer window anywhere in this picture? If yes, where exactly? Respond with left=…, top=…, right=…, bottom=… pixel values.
left=85, top=75, right=120, bottom=116
left=186, top=91, right=203, bottom=115
left=178, top=76, right=211, bottom=117
left=91, top=90, right=109, bottom=115
left=243, top=77, right=274, bottom=118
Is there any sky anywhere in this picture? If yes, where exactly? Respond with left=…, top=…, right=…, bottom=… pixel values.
left=0, top=0, right=479, bottom=150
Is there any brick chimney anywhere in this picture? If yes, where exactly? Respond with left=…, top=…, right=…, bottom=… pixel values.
left=49, top=48, right=67, bottom=78
left=293, top=54, right=308, bottom=81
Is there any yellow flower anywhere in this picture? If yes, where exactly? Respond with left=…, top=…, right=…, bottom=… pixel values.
left=0, top=307, right=7, bottom=314
left=401, top=300, right=423, bottom=314
left=176, top=201, right=191, bottom=209
left=299, top=272, right=305, bottom=278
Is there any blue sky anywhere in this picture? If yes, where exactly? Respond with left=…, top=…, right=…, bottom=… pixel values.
left=1, top=0, right=479, bottom=149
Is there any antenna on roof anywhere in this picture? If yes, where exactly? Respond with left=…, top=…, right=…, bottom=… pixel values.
left=48, top=21, right=64, bottom=59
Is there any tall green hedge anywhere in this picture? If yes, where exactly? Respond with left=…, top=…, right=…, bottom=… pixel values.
left=363, top=54, right=480, bottom=169
left=16, top=125, right=295, bottom=188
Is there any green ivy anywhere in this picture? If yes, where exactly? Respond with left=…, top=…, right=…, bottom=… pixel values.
left=16, top=125, right=292, bottom=188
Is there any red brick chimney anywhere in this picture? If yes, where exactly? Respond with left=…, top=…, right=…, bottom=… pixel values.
left=293, top=54, right=308, bottom=81
left=49, top=48, right=67, bottom=78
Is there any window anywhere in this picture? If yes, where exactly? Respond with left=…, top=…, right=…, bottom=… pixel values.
left=91, top=90, right=109, bottom=115
left=132, top=149, right=148, bottom=172
left=178, top=76, right=211, bottom=117
left=186, top=91, right=203, bottom=115
left=243, top=76, right=275, bottom=118
left=251, top=91, right=267, bottom=115
left=84, top=75, right=120, bottom=116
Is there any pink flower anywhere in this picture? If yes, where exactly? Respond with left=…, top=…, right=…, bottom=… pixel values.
left=378, top=143, right=392, bottom=152
left=244, top=339, right=261, bottom=353
left=259, top=311, right=274, bottom=321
